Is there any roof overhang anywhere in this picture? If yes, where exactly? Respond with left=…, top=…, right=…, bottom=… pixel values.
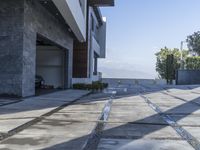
left=93, top=7, right=103, bottom=25
left=88, top=0, right=115, bottom=7
left=52, top=0, right=87, bottom=42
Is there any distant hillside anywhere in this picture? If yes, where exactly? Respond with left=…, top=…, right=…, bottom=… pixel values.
left=99, top=65, right=156, bottom=79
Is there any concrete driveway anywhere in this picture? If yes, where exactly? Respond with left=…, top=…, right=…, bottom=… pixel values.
left=97, top=84, right=200, bottom=150
left=1, top=85, right=200, bottom=150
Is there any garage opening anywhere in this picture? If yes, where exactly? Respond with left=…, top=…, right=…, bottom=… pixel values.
left=36, top=35, right=67, bottom=95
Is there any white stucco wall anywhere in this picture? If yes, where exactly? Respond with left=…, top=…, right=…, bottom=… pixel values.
left=52, top=0, right=87, bottom=41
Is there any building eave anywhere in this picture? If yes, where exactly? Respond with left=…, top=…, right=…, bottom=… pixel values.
left=88, top=0, right=115, bottom=7
left=93, top=7, right=103, bottom=25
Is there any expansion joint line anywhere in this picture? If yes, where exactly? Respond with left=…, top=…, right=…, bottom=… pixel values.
left=0, top=100, right=23, bottom=107
left=162, top=91, right=200, bottom=107
left=82, top=90, right=116, bottom=150
left=0, top=92, right=91, bottom=141
left=140, top=93, right=200, bottom=150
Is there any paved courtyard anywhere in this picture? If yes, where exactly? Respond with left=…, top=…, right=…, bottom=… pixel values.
left=0, top=84, right=200, bottom=149
left=97, top=84, right=200, bottom=150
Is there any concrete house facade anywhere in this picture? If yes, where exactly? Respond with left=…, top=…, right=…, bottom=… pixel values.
left=0, top=0, right=87, bottom=97
left=72, top=0, right=114, bottom=84
left=0, top=0, right=114, bottom=97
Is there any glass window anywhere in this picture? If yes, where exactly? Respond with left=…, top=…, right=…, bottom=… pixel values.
left=91, top=16, right=95, bottom=32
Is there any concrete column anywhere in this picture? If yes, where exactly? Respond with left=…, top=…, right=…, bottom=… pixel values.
left=94, top=56, right=98, bottom=75
left=66, top=48, right=73, bottom=88
left=22, top=29, right=36, bottom=97
left=0, top=0, right=25, bottom=97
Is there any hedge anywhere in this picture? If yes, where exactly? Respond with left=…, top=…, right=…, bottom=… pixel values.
left=186, top=56, right=200, bottom=70
left=73, top=81, right=108, bottom=91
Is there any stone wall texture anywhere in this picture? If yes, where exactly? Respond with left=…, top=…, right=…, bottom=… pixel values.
left=176, top=70, right=200, bottom=85
left=0, top=0, right=73, bottom=97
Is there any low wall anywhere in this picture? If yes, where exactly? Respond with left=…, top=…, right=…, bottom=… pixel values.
left=176, top=70, right=200, bottom=85
left=102, top=78, right=167, bottom=87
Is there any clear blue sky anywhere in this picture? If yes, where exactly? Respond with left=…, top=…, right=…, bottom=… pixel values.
left=99, top=0, right=200, bottom=79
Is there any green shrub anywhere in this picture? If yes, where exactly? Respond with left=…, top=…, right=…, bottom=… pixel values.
left=73, top=82, right=108, bottom=91
left=186, top=56, right=200, bottom=70
left=73, top=83, right=86, bottom=90
left=102, top=83, right=108, bottom=88
left=91, top=81, right=102, bottom=91
left=85, top=84, right=92, bottom=90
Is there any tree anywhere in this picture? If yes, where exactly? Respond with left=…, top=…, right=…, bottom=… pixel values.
left=155, top=47, right=188, bottom=79
left=186, top=56, right=200, bottom=70
left=166, top=54, right=174, bottom=84
left=186, top=31, right=200, bottom=56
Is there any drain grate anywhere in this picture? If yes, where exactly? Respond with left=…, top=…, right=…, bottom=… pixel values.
left=82, top=91, right=116, bottom=150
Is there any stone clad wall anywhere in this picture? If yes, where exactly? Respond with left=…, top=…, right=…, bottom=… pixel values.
left=176, top=70, right=200, bottom=85
left=0, top=0, right=24, bottom=96
left=102, top=78, right=167, bottom=87
left=0, top=0, right=73, bottom=97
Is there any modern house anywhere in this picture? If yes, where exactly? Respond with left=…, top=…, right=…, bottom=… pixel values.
left=72, top=0, right=114, bottom=84
left=0, top=0, right=114, bottom=97
left=0, top=0, right=88, bottom=97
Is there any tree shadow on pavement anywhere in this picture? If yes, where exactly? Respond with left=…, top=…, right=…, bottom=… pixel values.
left=40, top=86, right=200, bottom=150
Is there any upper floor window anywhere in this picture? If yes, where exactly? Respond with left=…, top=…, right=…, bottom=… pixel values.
left=91, top=15, right=95, bottom=32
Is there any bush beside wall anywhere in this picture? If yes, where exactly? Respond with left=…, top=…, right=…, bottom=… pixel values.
left=186, top=56, right=200, bottom=70
left=73, top=81, right=108, bottom=91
